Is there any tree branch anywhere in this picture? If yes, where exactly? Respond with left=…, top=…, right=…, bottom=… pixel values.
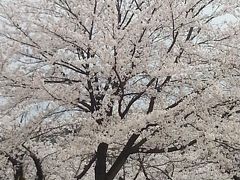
left=76, top=153, right=97, bottom=179
left=132, top=139, right=197, bottom=154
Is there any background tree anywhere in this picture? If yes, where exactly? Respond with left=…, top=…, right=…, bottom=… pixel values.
left=0, top=0, right=240, bottom=179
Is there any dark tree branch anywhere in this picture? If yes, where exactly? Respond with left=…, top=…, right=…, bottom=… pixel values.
left=5, top=153, right=25, bottom=180
left=120, top=78, right=156, bottom=119
left=116, top=0, right=122, bottom=24
left=192, top=0, right=214, bottom=18
left=132, top=139, right=197, bottom=154
left=44, top=78, right=81, bottom=84
left=86, top=80, right=97, bottom=113
left=166, top=98, right=184, bottom=110
left=185, top=27, right=194, bottom=41
left=22, top=144, right=44, bottom=180
left=233, top=175, right=240, bottom=180
left=76, top=153, right=97, bottom=179
left=147, top=96, right=156, bottom=114
left=167, top=31, right=179, bottom=53
left=54, top=61, right=87, bottom=75
left=122, top=13, right=134, bottom=30
left=107, top=134, right=140, bottom=180
left=139, top=160, right=150, bottom=180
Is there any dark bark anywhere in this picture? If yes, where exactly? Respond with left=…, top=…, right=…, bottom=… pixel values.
left=22, top=144, right=44, bottom=180
left=233, top=175, right=240, bottom=180
left=167, top=31, right=179, bottom=53
left=147, top=97, right=156, bottom=114
left=132, top=139, right=197, bottom=154
left=5, top=154, right=25, bottom=180
left=185, top=27, right=194, bottom=41
left=95, top=143, right=108, bottom=180
left=76, top=153, right=97, bottom=179
left=31, top=155, right=44, bottom=180
left=107, top=134, right=139, bottom=180
left=120, top=78, right=156, bottom=119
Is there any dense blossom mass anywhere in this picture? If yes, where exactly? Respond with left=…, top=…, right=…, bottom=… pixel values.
left=0, top=0, right=240, bottom=179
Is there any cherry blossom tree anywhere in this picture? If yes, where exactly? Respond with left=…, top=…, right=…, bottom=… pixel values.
left=0, top=0, right=240, bottom=179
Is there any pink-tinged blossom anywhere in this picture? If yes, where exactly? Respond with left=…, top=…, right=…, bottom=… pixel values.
left=0, top=0, right=240, bottom=179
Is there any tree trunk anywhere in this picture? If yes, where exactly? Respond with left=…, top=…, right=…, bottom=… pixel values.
left=95, top=143, right=108, bottom=180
